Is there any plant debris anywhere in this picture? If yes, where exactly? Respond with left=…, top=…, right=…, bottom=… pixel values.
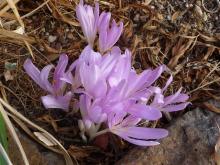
left=0, top=0, right=220, bottom=164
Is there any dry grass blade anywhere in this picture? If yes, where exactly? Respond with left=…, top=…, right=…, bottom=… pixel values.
left=24, top=40, right=35, bottom=60
left=0, top=143, right=12, bottom=165
left=0, top=28, right=36, bottom=43
left=189, top=77, right=220, bottom=94
left=4, top=0, right=50, bottom=26
left=0, top=98, right=75, bottom=165
left=203, top=102, right=220, bottom=113
left=168, top=37, right=194, bottom=69
left=48, top=1, right=79, bottom=27
left=0, top=103, right=29, bottom=165
left=5, top=0, right=24, bottom=28
left=8, top=113, right=63, bottom=154
left=0, top=0, right=20, bottom=17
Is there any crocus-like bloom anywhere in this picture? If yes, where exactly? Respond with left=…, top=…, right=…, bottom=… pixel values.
left=24, top=1, right=190, bottom=147
left=75, top=46, right=189, bottom=145
left=98, top=12, right=123, bottom=53
left=76, top=0, right=99, bottom=46
left=23, top=54, right=72, bottom=110
left=108, top=114, right=168, bottom=146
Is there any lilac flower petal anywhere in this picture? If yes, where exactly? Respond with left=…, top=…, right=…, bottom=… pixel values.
left=79, top=45, right=101, bottom=65
left=112, top=127, right=168, bottom=139
left=80, top=63, right=107, bottom=97
left=108, top=111, right=127, bottom=128
left=174, top=93, right=189, bottom=102
left=24, top=59, right=46, bottom=91
left=107, top=21, right=123, bottom=49
left=108, top=50, right=131, bottom=87
left=53, top=54, right=68, bottom=92
left=100, top=47, right=120, bottom=77
left=40, top=65, right=54, bottom=94
left=111, top=126, right=168, bottom=146
left=88, top=106, right=103, bottom=123
left=164, top=88, right=182, bottom=105
left=41, top=92, right=72, bottom=110
left=126, top=70, right=151, bottom=97
left=152, top=93, right=164, bottom=105
left=163, top=102, right=190, bottom=112
left=128, top=104, right=162, bottom=120
left=119, top=136, right=160, bottom=146
left=98, top=12, right=123, bottom=52
left=98, top=12, right=111, bottom=32
left=120, top=115, right=141, bottom=127
left=76, top=1, right=99, bottom=46
left=145, top=65, right=167, bottom=87
left=162, top=75, right=173, bottom=91
left=61, top=60, right=78, bottom=84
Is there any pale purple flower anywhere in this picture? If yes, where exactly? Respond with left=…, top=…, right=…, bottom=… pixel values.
left=150, top=75, right=190, bottom=112
left=98, top=12, right=123, bottom=53
left=61, top=45, right=120, bottom=91
left=24, top=1, right=190, bottom=147
left=108, top=113, right=168, bottom=146
left=23, top=54, right=72, bottom=110
left=76, top=0, right=99, bottom=46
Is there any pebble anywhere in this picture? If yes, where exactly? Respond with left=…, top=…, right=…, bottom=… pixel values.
left=134, top=14, right=140, bottom=22
left=48, top=35, right=57, bottom=43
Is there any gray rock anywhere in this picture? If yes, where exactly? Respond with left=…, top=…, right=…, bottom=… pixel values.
left=48, top=35, right=57, bottom=43
left=117, top=108, right=220, bottom=165
left=9, top=128, right=65, bottom=165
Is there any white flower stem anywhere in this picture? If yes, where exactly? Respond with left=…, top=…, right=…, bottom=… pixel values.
left=89, top=128, right=110, bottom=141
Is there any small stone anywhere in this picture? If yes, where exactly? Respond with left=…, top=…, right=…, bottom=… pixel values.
left=194, top=5, right=203, bottom=18
left=48, top=35, right=57, bottom=43
left=150, top=5, right=155, bottom=9
left=67, top=32, right=75, bottom=40
left=133, top=14, right=140, bottom=22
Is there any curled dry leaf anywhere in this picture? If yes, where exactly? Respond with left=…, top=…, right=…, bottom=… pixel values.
left=203, top=102, right=220, bottom=114
left=67, top=145, right=100, bottom=160
left=34, top=132, right=56, bottom=147
left=4, top=70, right=14, bottom=81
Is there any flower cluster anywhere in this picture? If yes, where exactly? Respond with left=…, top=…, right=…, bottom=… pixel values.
left=24, top=1, right=190, bottom=146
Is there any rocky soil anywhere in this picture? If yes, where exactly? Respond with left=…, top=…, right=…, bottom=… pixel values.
left=117, top=107, right=220, bottom=165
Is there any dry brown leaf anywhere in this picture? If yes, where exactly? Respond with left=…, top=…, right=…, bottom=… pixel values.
left=68, top=146, right=90, bottom=159
left=168, top=38, right=194, bottom=69
left=34, top=132, right=56, bottom=147
left=171, top=11, right=181, bottom=22
left=142, top=0, right=153, bottom=6
left=37, top=115, right=58, bottom=132
left=4, top=70, right=14, bottom=81
left=203, top=102, right=220, bottom=113
left=68, top=145, right=99, bottom=160
left=0, top=28, right=36, bottom=43
left=0, top=0, right=20, bottom=17
left=5, top=0, right=24, bottom=28
left=48, top=1, right=79, bottom=27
